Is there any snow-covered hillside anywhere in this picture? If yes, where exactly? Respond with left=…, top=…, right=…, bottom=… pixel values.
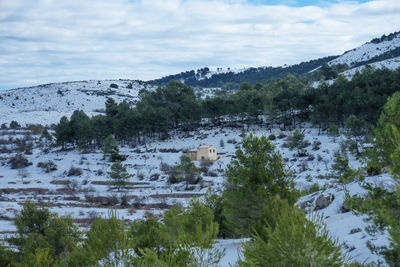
left=0, top=80, right=153, bottom=126
left=0, top=124, right=393, bottom=265
left=342, top=56, right=400, bottom=78
left=328, top=32, right=400, bottom=67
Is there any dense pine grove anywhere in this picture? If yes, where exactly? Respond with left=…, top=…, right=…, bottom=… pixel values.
left=55, top=67, right=400, bottom=150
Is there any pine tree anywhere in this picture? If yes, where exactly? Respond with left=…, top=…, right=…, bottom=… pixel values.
left=240, top=199, right=346, bottom=267
left=222, top=134, right=297, bottom=236
left=108, top=161, right=130, bottom=191
left=102, top=134, right=120, bottom=161
left=173, top=155, right=201, bottom=190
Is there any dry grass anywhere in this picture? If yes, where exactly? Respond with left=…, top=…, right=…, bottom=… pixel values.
left=50, top=180, right=71, bottom=185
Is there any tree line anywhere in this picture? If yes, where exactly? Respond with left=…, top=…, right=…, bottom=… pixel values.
left=55, top=66, right=400, bottom=150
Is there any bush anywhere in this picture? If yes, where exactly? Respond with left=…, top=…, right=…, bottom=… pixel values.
left=200, top=160, right=213, bottom=173
left=37, top=161, right=57, bottom=173
left=240, top=200, right=346, bottom=267
left=268, top=134, right=276, bottom=140
left=68, top=166, right=83, bottom=176
left=312, top=140, right=321, bottom=150
left=169, top=155, right=202, bottom=189
left=366, top=161, right=382, bottom=176
left=8, top=154, right=32, bottom=169
left=9, top=120, right=21, bottom=129
left=160, top=162, right=173, bottom=173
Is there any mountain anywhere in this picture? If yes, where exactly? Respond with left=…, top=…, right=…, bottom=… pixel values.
left=328, top=31, right=400, bottom=68
left=1, top=30, right=399, bottom=127
left=150, top=56, right=338, bottom=88
left=151, top=31, right=400, bottom=87
left=0, top=79, right=153, bottom=126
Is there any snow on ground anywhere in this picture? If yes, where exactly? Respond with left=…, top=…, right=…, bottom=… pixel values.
left=341, top=56, right=400, bottom=78
left=328, top=33, right=400, bottom=67
left=297, top=174, right=395, bottom=265
left=0, top=124, right=394, bottom=266
left=0, top=80, right=154, bottom=126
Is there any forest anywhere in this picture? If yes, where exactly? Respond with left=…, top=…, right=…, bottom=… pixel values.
left=54, top=66, right=400, bottom=150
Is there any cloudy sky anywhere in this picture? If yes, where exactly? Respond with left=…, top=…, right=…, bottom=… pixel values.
left=0, top=0, right=399, bottom=89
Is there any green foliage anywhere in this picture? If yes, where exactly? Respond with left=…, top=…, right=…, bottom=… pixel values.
left=288, top=129, right=307, bottom=152
left=10, top=120, right=21, bottom=129
left=331, top=153, right=360, bottom=184
left=240, top=198, right=346, bottom=267
left=55, top=116, right=72, bottom=149
left=69, top=214, right=133, bottom=266
left=345, top=115, right=368, bottom=155
left=40, top=128, right=52, bottom=141
left=345, top=186, right=400, bottom=266
left=222, top=134, right=297, bottom=236
left=171, top=155, right=201, bottom=189
left=54, top=68, right=400, bottom=152
left=130, top=218, right=164, bottom=255
left=101, top=134, right=120, bottom=161
left=129, top=200, right=221, bottom=266
left=108, top=161, right=130, bottom=191
left=374, top=91, right=400, bottom=177
left=9, top=201, right=81, bottom=265
left=366, top=160, right=382, bottom=176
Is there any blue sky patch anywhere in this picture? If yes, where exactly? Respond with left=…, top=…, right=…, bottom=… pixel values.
left=247, top=0, right=373, bottom=7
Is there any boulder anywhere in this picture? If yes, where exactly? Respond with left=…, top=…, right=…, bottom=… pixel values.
left=314, top=194, right=334, bottom=210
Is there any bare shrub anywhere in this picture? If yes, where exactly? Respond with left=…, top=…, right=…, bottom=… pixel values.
left=207, top=171, right=218, bottom=177
left=227, top=138, right=237, bottom=144
left=8, top=154, right=32, bottom=169
left=68, top=166, right=83, bottom=176
left=160, top=162, right=173, bottom=173
left=312, top=141, right=322, bottom=151
left=37, top=160, right=57, bottom=173
left=121, top=194, right=129, bottom=207
left=200, top=160, right=213, bottom=173
left=128, top=207, right=136, bottom=215
left=277, top=133, right=287, bottom=139
left=26, top=124, right=44, bottom=135
left=150, top=173, right=160, bottom=181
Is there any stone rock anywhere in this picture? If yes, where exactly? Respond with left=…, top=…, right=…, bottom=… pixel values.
left=340, top=203, right=351, bottom=213
left=299, top=197, right=315, bottom=210
left=349, top=228, right=362, bottom=234
left=314, top=194, right=334, bottom=210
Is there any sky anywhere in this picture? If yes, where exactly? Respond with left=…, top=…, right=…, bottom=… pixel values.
left=0, top=0, right=399, bottom=89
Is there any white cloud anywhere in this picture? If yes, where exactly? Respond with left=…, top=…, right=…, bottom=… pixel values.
left=0, top=0, right=399, bottom=88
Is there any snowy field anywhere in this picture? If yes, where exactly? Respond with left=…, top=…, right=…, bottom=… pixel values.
left=0, top=80, right=153, bottom=125
left=0, top=123, right=393, bottom=266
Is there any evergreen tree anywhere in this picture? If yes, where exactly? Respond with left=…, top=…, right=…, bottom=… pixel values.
left=10, top=120, right=21, bottom=129
left=108, top=161, right=130, bottom=191
left=9, top=201, right=81, bottom=264
left=55, top=116, right=72, bottom=149
left=40, top=128, right=52, bottom=141
left=345, top=115, right=368, bottom=155
left=172, top=155, right=201, bottom=190
left=374, top=92, right=400, bottom=176
left=222, top=134, right=297, bottom=236
left=101, top=134, right=120, bottom=161
left=240, top=198, right=346, bottom=267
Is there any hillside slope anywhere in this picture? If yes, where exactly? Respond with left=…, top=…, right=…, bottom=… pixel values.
left=328, top=31, right=400, bottom=68
left=0, top=80, right=152, bottom=126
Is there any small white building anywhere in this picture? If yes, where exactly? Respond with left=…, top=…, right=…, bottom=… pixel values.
left=187, top=144, right=218, bottom=161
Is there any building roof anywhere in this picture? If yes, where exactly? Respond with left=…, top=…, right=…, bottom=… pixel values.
left=198, top=143, right=216, bottom=149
